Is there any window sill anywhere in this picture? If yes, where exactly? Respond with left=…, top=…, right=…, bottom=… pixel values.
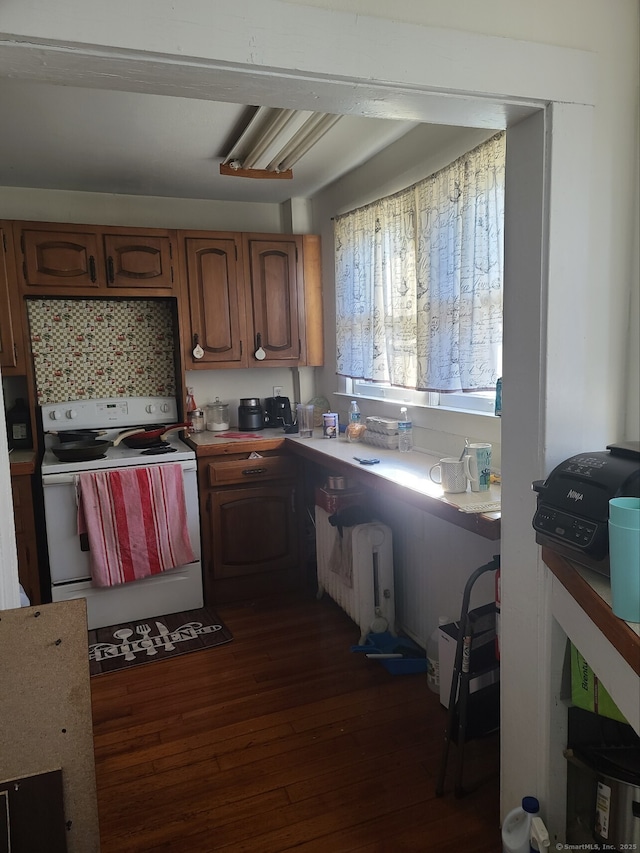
left=334, top=391, right=500, bottom=420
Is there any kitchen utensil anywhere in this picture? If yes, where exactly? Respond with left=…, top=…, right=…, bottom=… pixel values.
left=50, top=428, right=106, bottom=443
left=113, top=628, right=136, bottom=661
left=155, top=620, right=176, bottom=651
left=136, top=623, right=157, bottom=656
left=117, top=423, right=190, bottom=448
left=430, top=457, right=473, bottom=494
left=353, top=457, right=379, bottom=465
left=238, top=398, right=264, bottom=431
left=296, top=403, right=314, bottom=438
left=51, top=439, right=112, bottom=462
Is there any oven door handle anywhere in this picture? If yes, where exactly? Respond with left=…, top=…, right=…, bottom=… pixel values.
left=42, top=473, right=77, bottom=486
left=42, top=461, right=197, bottom=487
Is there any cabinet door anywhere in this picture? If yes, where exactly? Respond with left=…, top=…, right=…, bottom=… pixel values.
left=211, top=483, right=298, bottom=579
left=183, top=236, right=246, bottom=366
left=20, top=227, right=103, bottom=289
left=244, top=236, right=304, bottom=365
left=104, top=233, right=174, bottom=290
left=0, top=222, right=25, bottom=372
left=11, top=474, right=41, bottom=605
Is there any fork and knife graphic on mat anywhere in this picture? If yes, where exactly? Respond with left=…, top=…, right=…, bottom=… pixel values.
left=113, top=622, right=176, bottom=660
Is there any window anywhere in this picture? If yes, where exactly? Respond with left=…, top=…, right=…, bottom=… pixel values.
left=335, top=133, right=505, bottom=413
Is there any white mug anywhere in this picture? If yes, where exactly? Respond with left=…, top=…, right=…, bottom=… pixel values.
left=466, top=443, right=492, bottom=492
left=429, top=457, right=473, bottom=494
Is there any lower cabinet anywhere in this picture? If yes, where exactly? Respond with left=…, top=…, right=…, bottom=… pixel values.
left=10, top=473, right=42, bottom=605
left=199, top=453, right=302, bottom=603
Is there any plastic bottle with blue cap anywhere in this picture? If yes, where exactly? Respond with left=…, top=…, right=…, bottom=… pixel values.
left=501, top=796, right=540, bottom=853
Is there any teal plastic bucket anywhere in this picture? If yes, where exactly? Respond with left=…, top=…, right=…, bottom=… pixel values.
left=608, top=502, right=640, bottom=623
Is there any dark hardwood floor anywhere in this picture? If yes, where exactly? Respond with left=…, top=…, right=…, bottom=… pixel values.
left=91, top=591, right=501, bottom=852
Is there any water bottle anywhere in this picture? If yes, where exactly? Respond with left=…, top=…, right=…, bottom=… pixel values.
left=398, top=406, right=412, bottom=452
left=501, top=796, right=539, bottom=853
left=346, top=400, right=362, bottom=442
left=348, top=400, right=361, bottom=424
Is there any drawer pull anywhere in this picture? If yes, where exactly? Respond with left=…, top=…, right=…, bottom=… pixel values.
left=242, top=467, right=267, bottom=476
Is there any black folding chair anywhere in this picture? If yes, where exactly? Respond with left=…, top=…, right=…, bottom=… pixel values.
left=435, top=555, right=501, bottom=797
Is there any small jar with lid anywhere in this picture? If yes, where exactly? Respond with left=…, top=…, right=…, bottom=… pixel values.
left=188, top=408, right=205, bottom=432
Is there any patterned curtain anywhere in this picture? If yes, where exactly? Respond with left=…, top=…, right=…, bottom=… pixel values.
left=335, top=132, right=504, bottom=392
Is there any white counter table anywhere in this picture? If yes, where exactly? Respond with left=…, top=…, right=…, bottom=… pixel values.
left=187, top=429, right=501, bottom=540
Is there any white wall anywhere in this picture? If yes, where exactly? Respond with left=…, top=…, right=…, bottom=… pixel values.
left=1, top=0, right=638, bottom=838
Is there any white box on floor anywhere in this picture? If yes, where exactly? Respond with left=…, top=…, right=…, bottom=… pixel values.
left=438, top=612, right=499, bottom=708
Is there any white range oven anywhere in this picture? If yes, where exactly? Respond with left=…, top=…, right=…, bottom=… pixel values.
left=40, top=396, right=203, bottom=630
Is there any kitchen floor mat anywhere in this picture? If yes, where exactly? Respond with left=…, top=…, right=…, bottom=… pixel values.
left=87, top=606, right=233, bottom=676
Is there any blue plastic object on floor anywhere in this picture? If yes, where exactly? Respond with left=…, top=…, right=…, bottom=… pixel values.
left=351, top=631, right=427, bottom=674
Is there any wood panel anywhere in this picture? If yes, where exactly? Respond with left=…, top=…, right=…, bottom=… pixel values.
left=0, top=599, right=100, bottom=853
left=91, top=592, right=501, bottom=852
left=0, top=221, right=25, bottom=373
left=10, top=472, right=42, bottom=605
left=182, top=235, right=246, bottom=366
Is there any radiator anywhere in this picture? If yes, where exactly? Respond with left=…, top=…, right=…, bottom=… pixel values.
left=315, top=506, right=395, bottom=643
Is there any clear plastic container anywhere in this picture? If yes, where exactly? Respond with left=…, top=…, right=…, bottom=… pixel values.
left=398, top=406, right=412, bottom=452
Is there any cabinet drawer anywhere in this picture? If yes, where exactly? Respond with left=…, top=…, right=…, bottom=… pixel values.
left=207, top=455, right=296, bottom=486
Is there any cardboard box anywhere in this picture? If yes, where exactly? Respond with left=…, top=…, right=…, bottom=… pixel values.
left=438, top=603, right=499, bottom=708
left=569, top=643, right=627, bottom=724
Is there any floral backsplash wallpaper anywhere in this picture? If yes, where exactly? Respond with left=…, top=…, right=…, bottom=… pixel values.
left=27, top=299, right=177, bottom=404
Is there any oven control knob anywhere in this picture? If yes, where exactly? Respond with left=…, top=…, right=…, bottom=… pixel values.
left=160, top=403, right=169, bottom=413
left=66, top=409, right=78, bottom=419
left=146, top=404, right=157, bottom=414
left=49, top=409, right=62, bottom=421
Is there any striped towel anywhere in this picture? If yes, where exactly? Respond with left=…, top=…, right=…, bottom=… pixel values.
left=77, top=464, right=196, bottom=588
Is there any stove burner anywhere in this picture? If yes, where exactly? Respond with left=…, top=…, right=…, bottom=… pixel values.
left=141, top=445, right=178, bottom=456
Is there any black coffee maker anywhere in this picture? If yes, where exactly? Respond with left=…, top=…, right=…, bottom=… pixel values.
left=264, top=396, right=293, bottom=428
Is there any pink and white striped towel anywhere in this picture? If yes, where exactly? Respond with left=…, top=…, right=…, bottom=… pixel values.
left=77, top=464, right=195, bottom=587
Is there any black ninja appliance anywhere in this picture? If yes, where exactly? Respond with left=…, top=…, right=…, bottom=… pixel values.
left=532, top=441, right=640, bottom=575
left=237, top=398, right=264, bottom=431
left=264, top=396, right=293, bottom=429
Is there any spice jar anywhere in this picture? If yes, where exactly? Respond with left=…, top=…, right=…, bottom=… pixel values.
left=188, top=408, right=205, bottom=432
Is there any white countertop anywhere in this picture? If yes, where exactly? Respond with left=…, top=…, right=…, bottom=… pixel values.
left=285, top=433, right=502, bottom=516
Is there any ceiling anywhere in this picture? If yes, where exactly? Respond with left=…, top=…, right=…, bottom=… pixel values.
left=0, top=79, right=421, bottom=205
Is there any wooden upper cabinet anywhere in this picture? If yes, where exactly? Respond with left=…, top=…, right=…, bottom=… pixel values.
left=182, top=235, right=246, bottom=367
left=103, top=234, right=174, bottom=289
left=0, top=221, right=26, bottom=373
left=15, top=222, right=177, bottom=296
left=244, top=235, right=303, bottom=366
left=20, top=227, right=104, bottom=289
left=180, top=230, right=323, bottom=370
